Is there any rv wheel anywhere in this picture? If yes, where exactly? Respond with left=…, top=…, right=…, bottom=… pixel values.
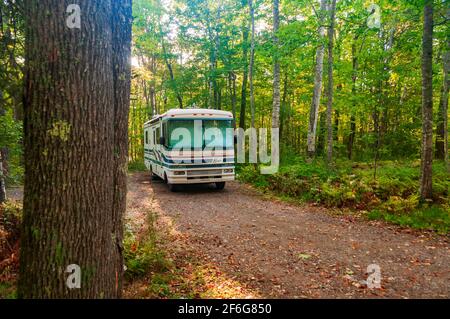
left=215, top=182, right=226, bottom=190
left=165, top=173, right=178, bottom=192
left=150, top=166, right=158, bottom=180
left=167, top=183, right=178, bottom=192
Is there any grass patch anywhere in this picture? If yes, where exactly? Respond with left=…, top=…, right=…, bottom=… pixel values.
left=0, top=282, right=16, bottom=299
left=123, top=210, right=256, bottom=299
left=237, top=158, right=449, bottom=234
left=368, top=206, right=450, bottom=234
left=124, top=213, right=172, bottom=280
left=128, top=160, right=147, bottom=172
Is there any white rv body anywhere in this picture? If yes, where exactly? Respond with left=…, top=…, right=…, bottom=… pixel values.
left=143, top=109, right=235, bottom=190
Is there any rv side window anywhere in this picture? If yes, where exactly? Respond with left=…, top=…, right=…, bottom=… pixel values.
left=156, top=127, right=160, bottom=144
left=145, top=131, right=148, bottom=145
left=162, top=122, right=168, bottom=147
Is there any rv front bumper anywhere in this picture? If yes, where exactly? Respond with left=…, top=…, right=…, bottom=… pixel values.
left=166, top=168, right=235, bottom=185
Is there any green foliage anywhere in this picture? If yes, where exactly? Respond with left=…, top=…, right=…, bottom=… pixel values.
left=0, top=282, right=17, bottom=299
left=128, top=160, right=147, bottom=172
left=0, top=109, right=23, bottom=185
left=368, top=206, right=450, bottom=234
left=123, top=213, right=171, bottom=280
left=0, top=201, right=22, bottom=243
left=238, top=158, right=449, bottom=233
left=129, top=0, right=449, bottom=166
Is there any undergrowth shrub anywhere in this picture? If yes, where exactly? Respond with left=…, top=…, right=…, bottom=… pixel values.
left=237, top=158, right=449, bottom=233
left=128, top=160, right=147, bottom=172
left=0, top=201, right=22, bottom=298
left=123, top=213, right=171, bottom=280
left=0, top=201, right=22, bottom=261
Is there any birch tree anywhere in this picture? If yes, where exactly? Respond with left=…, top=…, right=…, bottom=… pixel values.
left=307, top=0, right=327, bottom=159
left=249, top=0, right=256, bottom=128
left=326, top=0, right=337, bottom=163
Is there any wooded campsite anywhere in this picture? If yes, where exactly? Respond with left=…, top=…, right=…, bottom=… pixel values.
left=0, top=0, right=449, bottom=300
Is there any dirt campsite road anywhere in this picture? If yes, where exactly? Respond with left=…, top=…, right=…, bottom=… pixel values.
left=126, top=172, right=450, bottom=299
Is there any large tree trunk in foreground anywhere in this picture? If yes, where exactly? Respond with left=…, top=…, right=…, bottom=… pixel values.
left=420, top=0, right=434, bottom=200
left=307, top=0, right=327, bottom=159
left=111, top=0, right=132, bottom=297
left=18, top=0, right=132, bottom=298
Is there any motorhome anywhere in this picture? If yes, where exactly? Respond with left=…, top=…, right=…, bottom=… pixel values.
left=143, top=109, right=235, bottom=191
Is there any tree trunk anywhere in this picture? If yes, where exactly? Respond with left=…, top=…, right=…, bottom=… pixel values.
left=0, top=104, right=7, bottom=204
left=272, top=0, right=280, bottom=130
left=0, top=151, right=5, bottom=204
left=239, top=7, right=249, bottom=129
left=150, top=55, right=157, bottom=117
left=317, top=111, right=326, bottom=155
left=249, top=0, right=256, bottom=128
left=229, top=72, right=237, bottom=128
left=420, top=0, right=434, bottom=200
left=436, top=36, right=449, bottom=167
left=18, top=0, right=132, bottom=298
left=307, top=0, right=327, bottom=159
left=280, top=72, right=289, bottom=140
left=159, top=24, right=183, bottom=109
left=111, top=0, right=132, bottom=296
left=347, top=38, right=359, bottom=160
left=326, top=0, right=337, bottom=163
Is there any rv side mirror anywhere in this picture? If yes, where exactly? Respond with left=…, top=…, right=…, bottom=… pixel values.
left=159, top=136, right=165, bottom=145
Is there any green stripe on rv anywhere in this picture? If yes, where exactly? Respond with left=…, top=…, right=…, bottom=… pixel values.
left=144, top=157, right=234, bottom=169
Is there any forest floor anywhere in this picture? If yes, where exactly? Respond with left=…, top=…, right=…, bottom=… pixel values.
left=123, top=172, right=450, bottom=299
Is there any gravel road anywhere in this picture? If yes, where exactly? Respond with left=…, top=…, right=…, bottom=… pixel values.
left=127, top=172, right=450, bottom=299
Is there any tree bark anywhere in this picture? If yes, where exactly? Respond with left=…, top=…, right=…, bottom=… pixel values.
left=347, top=38, right=359, bottom=160
left=249, top=0, right=256, bottom=128
left=0, top=151, right=5, bottom=204
left=326, top=0, right=337, bottom=163
left=18, top=0, right=131, bottom=298
left=240, top=3, right=249, bottom=129
left=436, top=36, right=449, bottom=167
left=307, top=0, right=327, bottom=159
left=111, top=0, right=132, bottom=297
left=0, top=106, right=7, bottom=204
left=420, top=0, right=434, bottom=200
left=228, top=72, right=237, bottom=128
left=272, top=0, right=280, bottom=130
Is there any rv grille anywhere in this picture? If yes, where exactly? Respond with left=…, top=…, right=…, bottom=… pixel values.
left=187, top=169, right=222, bottom=176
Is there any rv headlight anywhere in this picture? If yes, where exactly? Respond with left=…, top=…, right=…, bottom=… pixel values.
left=173, top=171, right=186, bottom=176
left=224, top=169, right=234, bottom=174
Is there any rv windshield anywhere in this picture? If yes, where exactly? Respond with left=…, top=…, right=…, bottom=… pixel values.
left=167, top=119, right=233, bottom=150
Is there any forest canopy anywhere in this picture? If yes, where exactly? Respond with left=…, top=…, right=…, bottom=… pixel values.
left=129, top=0, right=448, bottom=163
